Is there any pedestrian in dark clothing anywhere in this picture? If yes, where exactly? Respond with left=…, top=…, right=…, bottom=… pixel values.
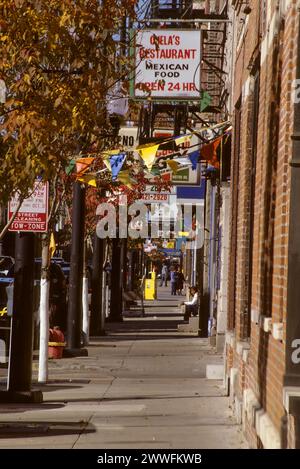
left=170, top=267, right=179, bottom=295
left=176, top=269, right=185, bottom=295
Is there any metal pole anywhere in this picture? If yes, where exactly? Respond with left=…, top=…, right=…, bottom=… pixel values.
left=90, top=233, right=104, bottom=336
left=66, top=182, right=87, bottom=355
left=7, top=233, right=38, bottom=394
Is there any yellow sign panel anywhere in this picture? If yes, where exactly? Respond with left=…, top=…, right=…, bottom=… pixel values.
left=166, top=241, right=175, bottom=249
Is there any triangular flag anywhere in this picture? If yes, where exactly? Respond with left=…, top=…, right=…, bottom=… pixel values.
left=110, top=153, right=126, bottom=181
left=201, top=137, right=222, bottom=167
left=49, top=232, right=56, bottom=259
left=103, top=158, right=111, bottom=171
left=76, top=157, right=95, bottom=175
left=166, top=160, right=179, bottom=173
left=200, top=91, right=212, bottom=112
left=77, top=173, right=97, bottom=187
left=174, top=134, right=192, bottom=146
left=150, top=167, right=160, bottom=176
left=66, top=158, right=76, bottom=175
left=137, top=143, right=160, bottom=170
left=117, top=170, right=136, bottom=188
left=188, top=150, right=200, bottom=170
left=104, top=149, right=122, bottom=156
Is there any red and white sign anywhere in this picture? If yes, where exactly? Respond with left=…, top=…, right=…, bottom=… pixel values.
left=8, top=181, right=49, bottom=232
left=135, top=29, right=201, bottom=99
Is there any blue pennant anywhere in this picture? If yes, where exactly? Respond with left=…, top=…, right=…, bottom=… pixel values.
left=188, top=150, right=200, bottom=170
left=110, top=153, right=126, bottom=181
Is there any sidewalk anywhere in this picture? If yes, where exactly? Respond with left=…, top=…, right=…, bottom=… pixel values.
left=0, top=287, right=247, bottom=449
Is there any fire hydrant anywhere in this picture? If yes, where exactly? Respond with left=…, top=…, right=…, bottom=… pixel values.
left=48, top=326, right=65, bottom=359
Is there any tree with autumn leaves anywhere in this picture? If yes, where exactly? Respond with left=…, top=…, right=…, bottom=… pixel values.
left=0, top=0, right=137, bottom=200
left=0, top=0, right=143, bottom=382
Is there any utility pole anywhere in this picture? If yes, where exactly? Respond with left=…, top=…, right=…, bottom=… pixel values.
left=65, top=181, right=88, bottom=356
left=1, top=233, right=43, bottom=402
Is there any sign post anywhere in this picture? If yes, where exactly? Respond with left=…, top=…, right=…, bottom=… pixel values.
left=0, top=181, right=48, bottom=402
left=8, top=181, right=49, bottom=233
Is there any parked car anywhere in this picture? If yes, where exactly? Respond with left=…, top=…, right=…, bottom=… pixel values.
left=1, top=257, right=67, bottom=331
left=0, top=256, right=14, bottom=311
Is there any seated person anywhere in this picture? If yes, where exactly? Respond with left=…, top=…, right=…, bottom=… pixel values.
left=182, top=286, right=199, bottom=321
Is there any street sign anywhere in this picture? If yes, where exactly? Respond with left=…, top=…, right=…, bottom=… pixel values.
left=8, top=181, right=49, bottom=233
left=134, top=29, right=201, bottom=99
left=118, top=126, right=138, bottom=150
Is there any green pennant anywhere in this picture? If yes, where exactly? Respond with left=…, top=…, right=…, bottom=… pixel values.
left=200, top=91, right=212, bottom=112
left=66, top=158, right=76, bottom=175
left=150, top=167, right=160, bottom=176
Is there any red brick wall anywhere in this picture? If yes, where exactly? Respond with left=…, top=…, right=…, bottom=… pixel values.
left=226, top=0, right=299, bottom=447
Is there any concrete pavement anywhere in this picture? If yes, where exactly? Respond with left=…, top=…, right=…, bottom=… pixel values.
left=0, top=287, right=247, bottom=449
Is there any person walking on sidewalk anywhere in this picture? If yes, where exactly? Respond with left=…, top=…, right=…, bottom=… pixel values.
left=160, top=263, right=169, bottom=287
left=176, top=269, right=185, bottom=295
left=170, top=266, right=179, bottom=295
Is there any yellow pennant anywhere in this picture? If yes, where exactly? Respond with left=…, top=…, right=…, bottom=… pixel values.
left=117, top=170, right=136, bottom=188
left=175, top=134, right=192, bottom=146
left=137, top=143, right=160, bottom=170
left=49, top=232, right=56, bottom=259
left=166, top=160, right=179, bottom=173
left=77, top=174, right=97, bottom=187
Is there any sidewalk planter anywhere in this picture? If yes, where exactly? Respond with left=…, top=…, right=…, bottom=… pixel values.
left=48, top=327, right=65, bottom=359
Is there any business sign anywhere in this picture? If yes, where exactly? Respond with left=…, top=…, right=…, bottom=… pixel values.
left=176, top=178, right=206, bottom=203
left=118, top=126, right=138, bottom=150
left=8, top=181, right=49, bottom=232
left=151, top=129, right=201, bottom=185
left=135, top=29, right=201, bottom=99
left=139, top=184, right=176, bottom=204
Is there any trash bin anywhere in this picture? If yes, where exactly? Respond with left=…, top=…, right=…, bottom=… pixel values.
left=144, top=272, right=157, bottom=300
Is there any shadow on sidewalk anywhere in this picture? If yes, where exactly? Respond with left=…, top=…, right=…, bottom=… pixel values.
left=46, top=394, right=225, bottom=404
left=0, top=420, right=95, bottom=438
left=0, top=403, right=65, bottom=414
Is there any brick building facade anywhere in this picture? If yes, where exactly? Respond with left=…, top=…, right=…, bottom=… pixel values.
left=225, top=0, right=300, bottom=448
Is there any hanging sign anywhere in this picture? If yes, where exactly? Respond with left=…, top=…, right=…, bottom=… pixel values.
left=134, top=29, right=201, bottom=99
left=8, top=181, right=49, bottom=233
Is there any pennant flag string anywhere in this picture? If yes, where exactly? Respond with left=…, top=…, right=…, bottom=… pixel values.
left=95, top=120, right=231, bottom=157
left=66, top=122, right=231, bottom=178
